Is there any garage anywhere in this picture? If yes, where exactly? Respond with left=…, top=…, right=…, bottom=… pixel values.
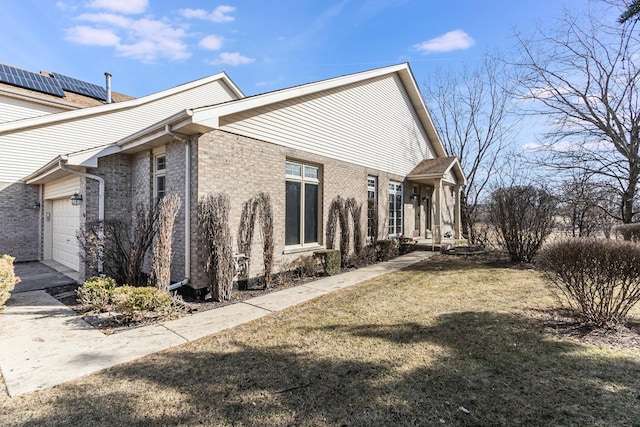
left=50, top=198, right=81, bottom=271
left=43, top=175, right=82, bottom=272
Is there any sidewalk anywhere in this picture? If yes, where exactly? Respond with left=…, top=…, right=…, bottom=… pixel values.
left=0, top=251, right=434, bottom=397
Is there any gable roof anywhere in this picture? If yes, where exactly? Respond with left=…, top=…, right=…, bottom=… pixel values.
left=117, top=63, right=448, bottom=160
left=407, top=156, right=466, bottom=186
left=0, top=72, right=243, bottom=134
left=2, top=72, right=244, bottom=183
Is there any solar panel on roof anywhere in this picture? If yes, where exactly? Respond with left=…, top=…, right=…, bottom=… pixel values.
left=0, top=64, right=65, bottom=97
left=52, top=72, right=107, bottom=101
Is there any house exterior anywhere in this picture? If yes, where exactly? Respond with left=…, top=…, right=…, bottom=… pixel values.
left=1, top=63, right=465, bottom=287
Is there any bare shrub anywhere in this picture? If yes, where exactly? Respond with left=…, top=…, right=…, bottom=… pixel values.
left=326, top=196, right=342, bottom=250
left=199, top=193, right=234, bottom=302
left=237, top=193, right=274, bottom=287
left=347, top=198, right=364, bottom=256
left=295, top=255, right=319, bottom=278
left=237, top=197, right=259, bottom=281
left=149, top=194, right=182, bottom=292
left=613, top=223, right=640, bottom=242
left=538, top=238, right=640, bottom=327
left=257, top=193, right=274, bottom=287
left=367, top=196, right=379, bottom=243
left=348, top=244, right=377, bottom=268
left=488, top=185, right=556, bottom=262
left=78, top=203, right=158, bottom=286
left=326, top=196, right=353, bottom=267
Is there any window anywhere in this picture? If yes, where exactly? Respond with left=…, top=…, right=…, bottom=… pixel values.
left=389, top=181, right=403, bottom=237
left=154, top=154, right=166, bottom=201
left=367, top=176, right=377, bottom=239
left=285, top=161, right=320, bottom=246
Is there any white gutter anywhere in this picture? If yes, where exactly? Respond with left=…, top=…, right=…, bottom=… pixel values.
left=164, top=124, right=191, bottom=289
left=59, top=159, right=105, bottom=273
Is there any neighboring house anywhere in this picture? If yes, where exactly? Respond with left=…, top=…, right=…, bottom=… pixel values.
left=1, top=62, right=466, bottom=288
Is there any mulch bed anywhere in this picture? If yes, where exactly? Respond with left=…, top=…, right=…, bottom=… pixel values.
left=45, top=271, right=336, bottom=335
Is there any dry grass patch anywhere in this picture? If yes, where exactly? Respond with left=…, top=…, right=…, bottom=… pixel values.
left=1, top=254, right=639, bottom=426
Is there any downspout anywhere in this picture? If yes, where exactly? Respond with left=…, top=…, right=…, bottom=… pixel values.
left=59, top=159, right=105, bottom=273
left=165, top=124, right=191, bottom=291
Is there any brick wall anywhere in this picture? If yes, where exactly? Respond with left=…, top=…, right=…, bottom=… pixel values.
left=0, top=181, right=40, bottom=260
left=190, top=130, right=409, bottom=288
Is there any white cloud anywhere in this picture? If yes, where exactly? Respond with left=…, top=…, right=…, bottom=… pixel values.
left=414, top=30, right=475, bottom=53
left=65, top=26, right=120, bottom=46
left=77, top=13, right=132, bottom=27
left=116, top=18, right=190, bottom=62
left=210, top=52, right=255, bottom=66
left=88, top=0, right=148, bottom=14
left=180, top=6, right=236, bottom=23
left=199, top=35, right=224, bottom=50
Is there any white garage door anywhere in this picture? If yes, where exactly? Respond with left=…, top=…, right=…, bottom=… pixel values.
left=51, top=198, right=81, bottom=271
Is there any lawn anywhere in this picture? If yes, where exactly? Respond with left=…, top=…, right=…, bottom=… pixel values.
left=1, top=254, right=639, bottom=426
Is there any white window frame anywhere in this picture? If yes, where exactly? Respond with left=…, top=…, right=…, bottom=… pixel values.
left=153, top=148, right=166, bottom=202
left=389, top=181, right=403, bottom=237
left=367, top=176, right=377, bottom=240
left=285, top=161, right=321, bottom=249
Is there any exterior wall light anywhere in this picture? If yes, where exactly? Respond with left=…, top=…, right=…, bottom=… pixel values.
left=31, top=201, right=41, bottom=209
left=70, top=193, right=83, bottom=206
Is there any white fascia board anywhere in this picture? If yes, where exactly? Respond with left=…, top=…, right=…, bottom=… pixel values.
left=116, top=109, right=193, bottom=147
left=66, top=144, right=122, bottom=168
left=0, top=72, right=237, bottom=134
left=191, top=63, right=411, bottom=125
left=23, top=155, right=64, bottom=184
left=449, top=158, right=467, bottom=185
left=396, top=65, right=448, bottom=159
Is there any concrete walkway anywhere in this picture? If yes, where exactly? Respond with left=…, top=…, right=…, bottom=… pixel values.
left=13, top=261, right=77, bottom=293
left=0, top=251, right=435, bottom=397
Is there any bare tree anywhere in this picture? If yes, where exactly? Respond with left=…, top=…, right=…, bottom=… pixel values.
left=513, top=5, right=640, bottom=228
left=198, top=193, right=234, bottom=302
left=423, top=55, right=518, bottom=244
left=149, top=194, right=182, bottom=292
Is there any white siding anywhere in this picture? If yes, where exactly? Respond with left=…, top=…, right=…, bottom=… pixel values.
left=0, top=95, right=64, bottom=123
left=220, top=74, right=436, bottom=177
left=44, top=175, right=80, bottom=199
left=0, top=79, right=238, bottom=182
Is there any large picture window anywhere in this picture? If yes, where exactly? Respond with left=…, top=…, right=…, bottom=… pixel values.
left=389, top=181, right=403, bottom=237
left=285, top=161, right=320, bottom=247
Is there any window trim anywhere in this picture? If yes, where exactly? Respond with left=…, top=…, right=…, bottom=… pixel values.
left=367, top=176, right=377, bottom=240
left=285, top=160, right=321, bottom=249
left=388, top=181, right=403, bottom=237
left=153, top=148, right=166, bottom=202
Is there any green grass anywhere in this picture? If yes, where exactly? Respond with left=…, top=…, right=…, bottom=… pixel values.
left=1, top=255, right=639, bottom=426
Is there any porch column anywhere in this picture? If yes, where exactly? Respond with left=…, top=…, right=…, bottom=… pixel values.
left=454, top=185, right=462, bottom=240
left=434, top=179, right=443, bottom=244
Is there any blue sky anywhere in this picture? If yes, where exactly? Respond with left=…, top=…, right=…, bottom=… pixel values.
left=1, top=0, right=599, bottom=98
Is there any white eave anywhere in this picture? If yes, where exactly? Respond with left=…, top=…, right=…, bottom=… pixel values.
left=24, top=144, right=122, bottom=184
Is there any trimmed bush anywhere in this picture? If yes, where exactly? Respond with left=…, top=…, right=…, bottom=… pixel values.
left=0, top=254, right=18, bottom=310
left=77, top=276, right=117, bottom=311
left=538, top=238, right=640, bottom=327
left=375, top=239, right=399, bottom=261
left=398, top=237, right=417, bottom=254
left=111, top=285, right=172, bottom=320
left=314, top=249, right=341, bottom=276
